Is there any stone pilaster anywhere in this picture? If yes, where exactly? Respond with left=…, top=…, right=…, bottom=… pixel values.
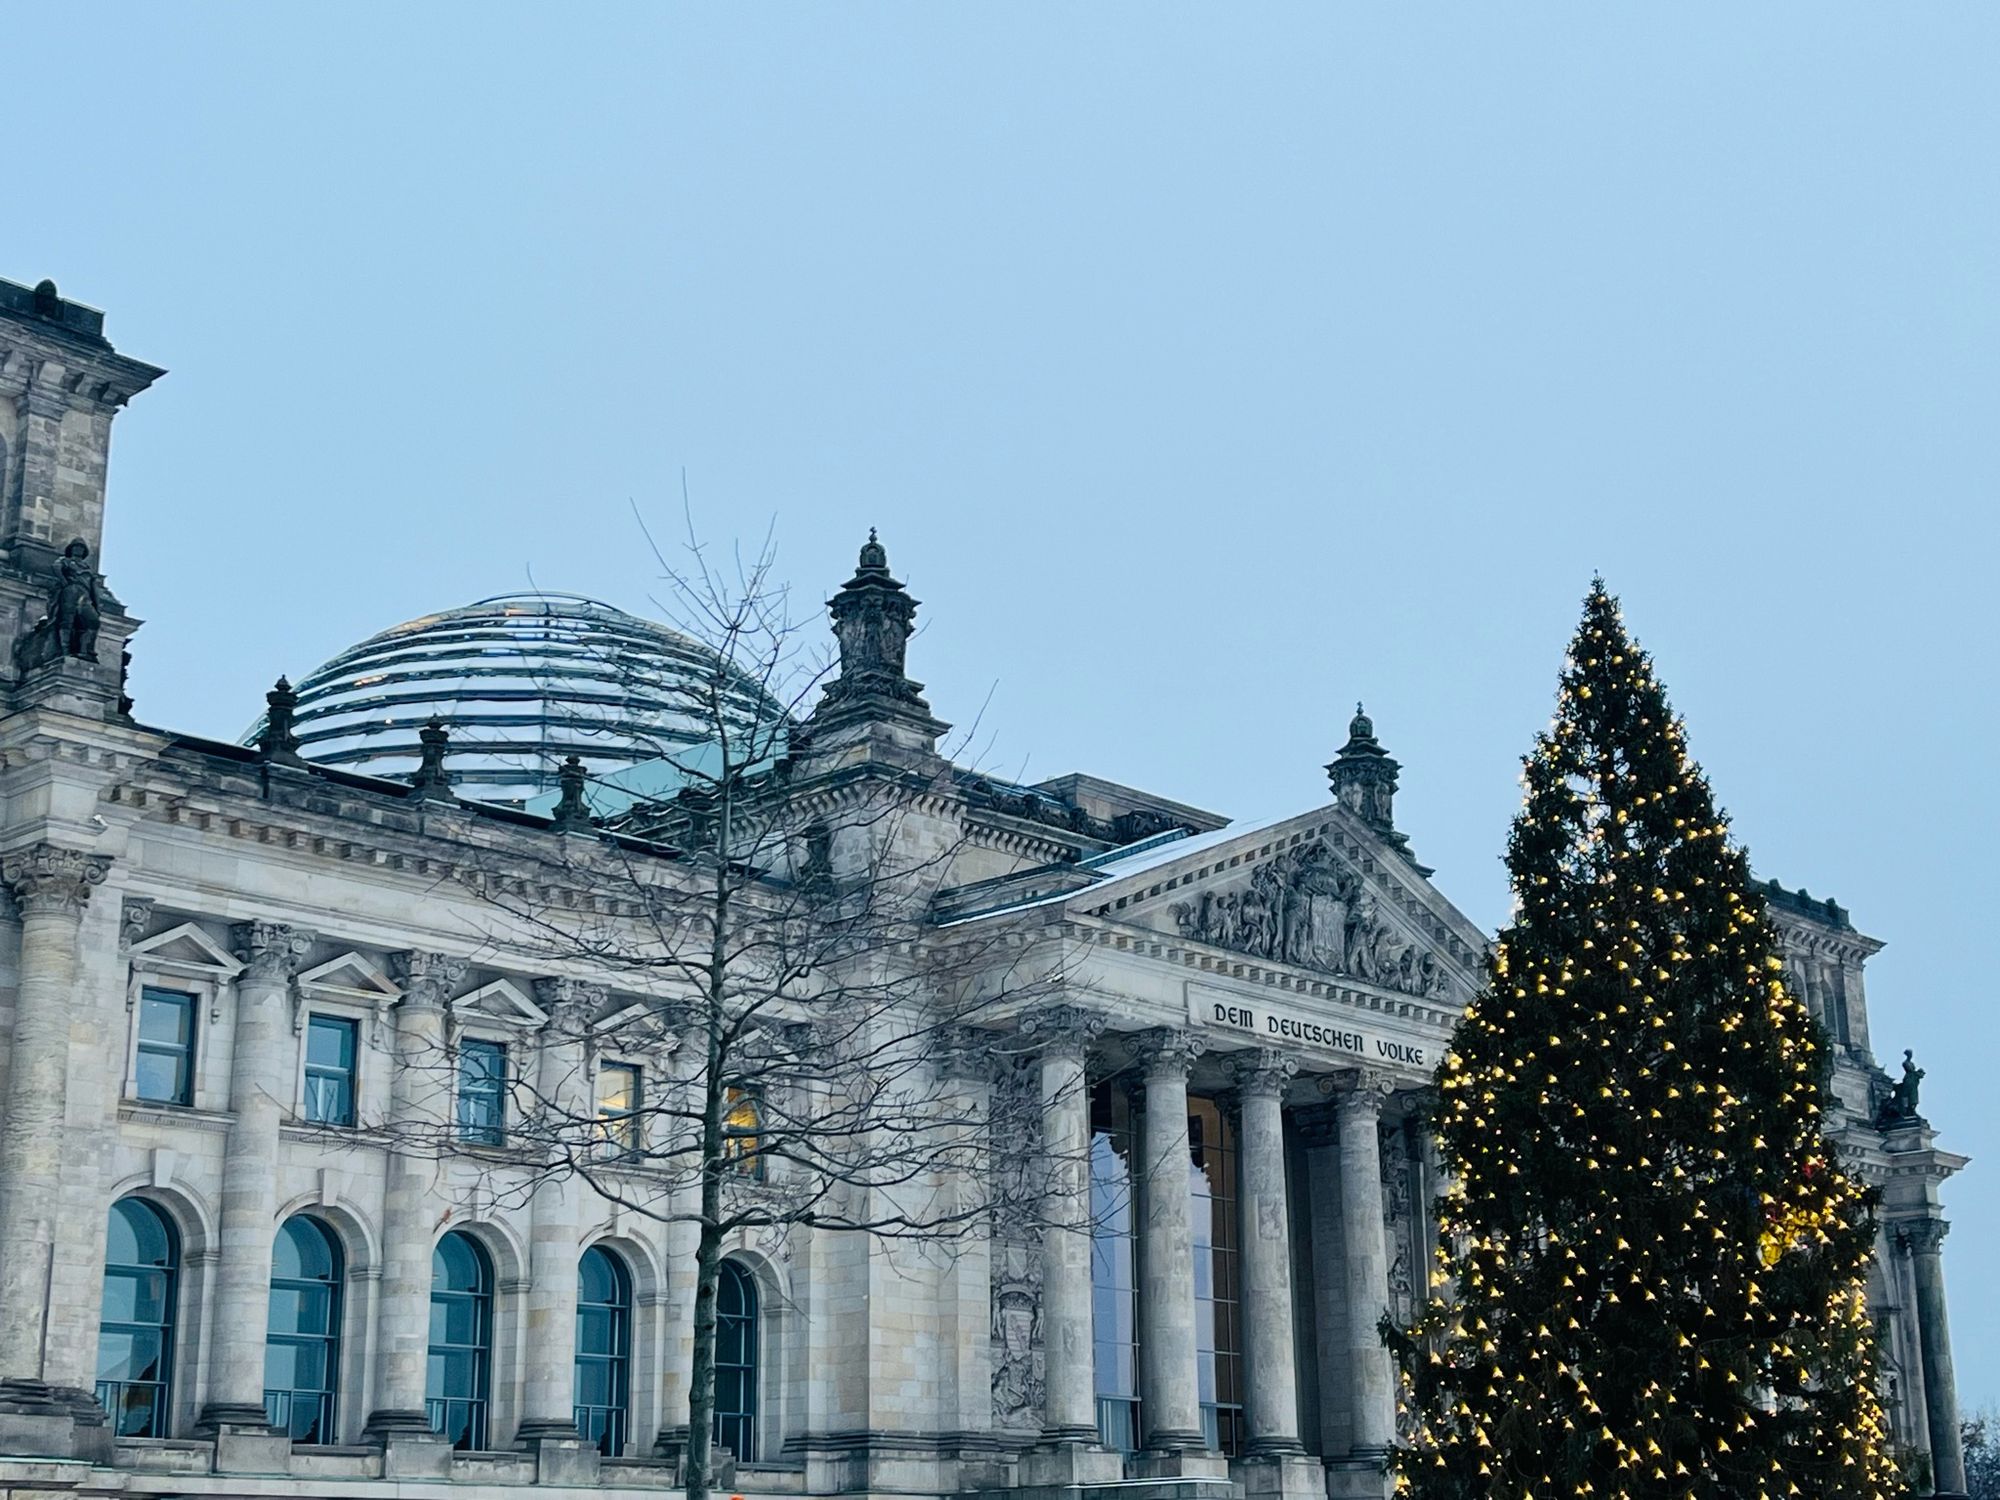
left=1132, top=1027, right=1206, bottom=1457
left=1899, top=1220, right=1965, bottom=1497
left=365, top=951, right=465, bottom=1463
left=1326, top=1069, right=1397, bottom=1464
left=517, top=979, right=603, bottom=1482
left=198, top=922, right=316, bottom=1446
left=0, top=845, right=108, bottom=1433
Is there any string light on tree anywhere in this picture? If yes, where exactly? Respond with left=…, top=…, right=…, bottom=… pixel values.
left=1386, top=580, right=1905, bottom=1500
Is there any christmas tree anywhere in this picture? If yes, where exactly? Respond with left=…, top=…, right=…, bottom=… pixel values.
left=1390, top=581, right=1905, bottom=1500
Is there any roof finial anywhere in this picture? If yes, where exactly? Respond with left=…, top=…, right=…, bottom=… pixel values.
left=257, top=676, right=306, bottom=767
left=858, top=527, right=888, bottom=573
left=408, top=716, right=455, bottom=802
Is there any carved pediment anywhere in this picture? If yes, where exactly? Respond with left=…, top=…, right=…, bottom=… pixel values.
left=451, top=978, right=549, bottom=1029
left=1156, top=837, right=1462, bottom=1001
left=298, top=951, right=401, bottom=1005
left=127, top=921, right=244, bottom=980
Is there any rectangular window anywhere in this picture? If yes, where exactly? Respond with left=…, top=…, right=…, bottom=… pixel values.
left=135, top=987, right=197, bottom=1106
left=722, top=1086, right=764, bottom=1180
left=596, top=1063, right=641, bottom=1158
left=457, top=1040, right=506, bottom=1146
left=303, top=1015, right=359, bottom=1127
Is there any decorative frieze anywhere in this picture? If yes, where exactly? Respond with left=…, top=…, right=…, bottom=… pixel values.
left=1169, top=838, right=1455, bottom=999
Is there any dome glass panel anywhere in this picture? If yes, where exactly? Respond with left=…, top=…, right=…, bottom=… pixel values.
left=245, top=594, right=794, bottom=805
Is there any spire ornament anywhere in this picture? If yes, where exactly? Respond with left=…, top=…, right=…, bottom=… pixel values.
left=258, top=677, right=306, bottom=767
left=408, top=717, right=454, bottom=802
left=549, top=754, right=593, bottom=834
left=809, top=530, right=949, bottom=748
left=1327, top=703, right=1425, bottom=869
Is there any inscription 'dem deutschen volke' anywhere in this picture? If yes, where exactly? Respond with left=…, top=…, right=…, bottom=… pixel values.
left=1185, top=983, right=1428, bottom=1070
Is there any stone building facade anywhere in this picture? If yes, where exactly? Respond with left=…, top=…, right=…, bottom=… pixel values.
left=0, top=276, right=1970, bottom=1499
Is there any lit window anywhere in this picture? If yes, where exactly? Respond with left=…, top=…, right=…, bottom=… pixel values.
left=303, top=1016, right=358, bottom=1127
left=595, top=1063, right=641, bottom=1157
left=135, top=988, right=197, bottom=1106
left=457, top=1041, right=506, bottom=1146
left=722, top=1087, right=764, bottom=1179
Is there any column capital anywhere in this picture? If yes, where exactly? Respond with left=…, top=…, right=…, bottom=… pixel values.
left=1230, top=1048, right=1297, bottom=1100
left=938, top=1025, right=1001, bottom=1081
left=0, top=844, right=110, bottom=917
left=1131, top=1026, right=1205, bottom=1078
left=230, top=920, right=316, bottom=984
left=1897, top=1218, right=1950, bottom=1257
left=119, top=895, right=155, bottom=951
left=533, top=976, right=607, bottom=1026
left=392, top=950, right=468, bottom=1011
left=1321, top=1066, right=1396, bottom=1117
left=1018, top=1003, right=1105, bottom=1059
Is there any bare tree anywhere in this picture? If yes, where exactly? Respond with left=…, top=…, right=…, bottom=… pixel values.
left=375, top=522, right=1064, bottom=1500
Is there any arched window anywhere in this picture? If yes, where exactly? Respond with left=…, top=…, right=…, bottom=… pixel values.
left=714, top=1259, right=760, bottom=1461
left=96, top=1198, right=180, bottom=1437
left=266, top=1216, right=343, bottom=1442
left=574, top=1247, right=631, bottom=1456
left=427, top=1231, right=493, bottom=1451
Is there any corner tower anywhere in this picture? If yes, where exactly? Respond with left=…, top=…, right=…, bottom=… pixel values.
left=0, top=277, right=164, bottom=713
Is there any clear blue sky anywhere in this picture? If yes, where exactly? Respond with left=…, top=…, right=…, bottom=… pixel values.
left=14, top=5, right=1997, bottom=1409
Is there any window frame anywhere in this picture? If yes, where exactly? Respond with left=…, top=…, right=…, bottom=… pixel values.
left=426, top=1230, right=494, bottom=1451
left=121, top=919, right=244, bottom=1113
left=713, top=1258, right=760, bottom=1462
left=96, top=1196, right=181, bottom=1439
left=300, top=1013, right=361, bottom=1128
left=455, top=1038, right=510, bottom=1147
left=264, top=1215, right=344, bottom=1443
left=132, top=986, right=200, bottom=1109
left=594, top=1060, right=644, bottom=1160
left=573, top=1245, right=632, bottom=1456
left=721, top=1085, right=766, bottom=1181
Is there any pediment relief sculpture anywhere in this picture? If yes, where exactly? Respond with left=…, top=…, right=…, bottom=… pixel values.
left=1167, top=839, right=1457, bottom=999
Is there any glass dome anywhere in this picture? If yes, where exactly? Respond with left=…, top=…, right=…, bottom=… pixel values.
left=244, top=593, right=795, bottom=805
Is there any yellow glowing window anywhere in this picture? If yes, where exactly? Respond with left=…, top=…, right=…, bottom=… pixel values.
left=595, top=1063, right=641, bottom=1156
left=722, top=1087, right=764, bottom=1179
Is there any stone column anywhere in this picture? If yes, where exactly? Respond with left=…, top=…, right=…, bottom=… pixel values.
left=0, top=846, right=108, bottom=1429
left=1028, top=1006, right=1102, bottom=1447
left=1012, top=1006, right=1122, bottom=1490
left=1233, top=1050, right=1304, bottom=1457
left=365, top=951, right=465, bottom=1470
left=1901, top=1220, right=1965, bottom=1497
left=1133, top=1027, right=1206, bottom=1455
left=517, top=979, right=602, bottom=1482
left=1327, top=1069, right=1396, bottom=1462
left=199, top=922, right=315, bottom=1445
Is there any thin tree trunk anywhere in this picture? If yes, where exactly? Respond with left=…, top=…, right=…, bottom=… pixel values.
left=686, top=799, right=735, bottom=1500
